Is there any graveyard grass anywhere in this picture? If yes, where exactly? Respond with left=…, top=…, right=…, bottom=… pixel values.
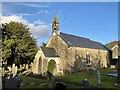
left=19, top=68, right=119, bottom=89
left=58, top=68, right=119, bottom=89
left=19, top=75, right=46, bottom=88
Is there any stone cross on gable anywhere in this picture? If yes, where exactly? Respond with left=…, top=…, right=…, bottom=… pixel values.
left=52, top=16, right=59, bottom=33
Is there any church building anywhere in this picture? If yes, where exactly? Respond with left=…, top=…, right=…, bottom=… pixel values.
left=32, top=16, right=111, bottom=76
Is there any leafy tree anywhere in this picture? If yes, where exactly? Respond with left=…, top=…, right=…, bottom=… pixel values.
left=2, top=22, right=38, bottom=66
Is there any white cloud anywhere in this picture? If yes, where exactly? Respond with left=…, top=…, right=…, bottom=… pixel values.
left=37, top=10, right=49, bottom=14
left=17, top=3, right=50, bottom=8
left=1, top=15, right=50, bottom=39
left=1, top=15, right=28, bottom=24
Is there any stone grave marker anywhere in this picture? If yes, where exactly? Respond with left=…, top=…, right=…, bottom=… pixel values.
left=31, top=62, right=34, bottom=72
left=56, top=82, right=66, bottom=90
left=7, top=66, right=12, bottom=72
left=20, top=65, right=23, bottom=70
left=12, top=64, right=18, bottom=78
left=25, top=64, right=29, bottom=70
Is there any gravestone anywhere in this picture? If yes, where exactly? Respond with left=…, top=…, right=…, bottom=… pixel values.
left=88, top=68, right=96, bottom=77
left=12, top=64, right=18, bottom=78
left=20, top=65, right=23, bottom=70
left=97, top=71, right=101, bottom=85
left=5, top=74, right=20, bottom=89
left=81, top=79, right=90, bottom=89
left=25, top=64, right=29, bottom=70
left=56, top=82, right=66, bottom=90
left=7, top=66, right=12, bottom=72
left=31, top=62, right=34, bottom=72
left=46, top=71, right=55, bottom=88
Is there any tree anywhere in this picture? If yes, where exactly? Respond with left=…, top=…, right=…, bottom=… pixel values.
left=2, top=22, right=38, bottom=66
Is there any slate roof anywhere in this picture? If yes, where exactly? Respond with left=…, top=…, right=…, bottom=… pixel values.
left=41, top=47, right=59, bottom=57
left=59, top=32, right=110, bottom=51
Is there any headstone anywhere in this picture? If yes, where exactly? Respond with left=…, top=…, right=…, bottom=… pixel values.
left=88, top=68, right=96, bottom=76
left=81, top=79, right=90, bottom=89
left=20, top=65, right=23, bottom=70
left=12, top=63, right=15, bottom=69
left=25, top=64, right=29, bottom=70
left=110, top=65, right=115, bottom=69
left=56, top=82, right=66, bottom=90
left=31, top=62, right=34, bottom=72
left=12, top=65, right=18, bottom=78
left=7, top=66, right=12, bottom=72
left=5, top=75, right=20, bottom=89
left=97, top=71, right=101, bottom=85
left=46, top=71, right=55, bottom=88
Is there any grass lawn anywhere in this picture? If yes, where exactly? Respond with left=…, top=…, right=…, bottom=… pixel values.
left=57, top=68, right=120, bottom=89
left=19, top=75, right=46, bottom=88
left=18, top=68, right=120, bottom=89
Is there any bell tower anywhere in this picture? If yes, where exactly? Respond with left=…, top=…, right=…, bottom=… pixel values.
left=52, top=16, right=59, bottom=34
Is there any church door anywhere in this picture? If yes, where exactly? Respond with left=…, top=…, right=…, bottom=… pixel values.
left=47, top=59, right=56, bottom=74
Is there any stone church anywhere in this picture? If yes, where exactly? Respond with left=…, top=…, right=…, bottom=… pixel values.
left=32, top=16, right=111, bottom=76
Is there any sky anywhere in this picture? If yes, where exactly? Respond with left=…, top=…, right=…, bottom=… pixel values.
left=1, top=2, right=118, bottom=46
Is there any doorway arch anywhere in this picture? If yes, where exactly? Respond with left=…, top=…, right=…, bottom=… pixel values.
left=38, top=56, right=42, bottom=74
left=47, top=59, right=56, bottom=74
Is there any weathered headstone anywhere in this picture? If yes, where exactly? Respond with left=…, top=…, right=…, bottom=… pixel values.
left=46, top=71, right=55, bottom=88
left=5, top=75, right=20, bottom=89
left=81, top=79, right=90, bottom=89
left=97, top=71, right=101, bottom=85
left=31, top=62, right=34, bottom=72
left=56, top=82, right=66, bottom=90
left=25, top=64, right=29, bottom=70
left=12, top=64, right=18, bottom=78
left=7, top=66, right=12, bottom=72
left=20, top=65, right=23, bottom=70
left=12, top=63, right=15, bottom=69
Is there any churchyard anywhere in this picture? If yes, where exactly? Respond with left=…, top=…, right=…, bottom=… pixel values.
left=2, top=64, right=119, bottom=89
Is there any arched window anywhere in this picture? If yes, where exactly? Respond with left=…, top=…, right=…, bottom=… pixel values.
left=86, top=52, right=91, bottom=65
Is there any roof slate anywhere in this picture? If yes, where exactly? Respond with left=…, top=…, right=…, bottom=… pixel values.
left=41, top=47, right=59, bottom=57
left=59, top=32, right=110, bottom=51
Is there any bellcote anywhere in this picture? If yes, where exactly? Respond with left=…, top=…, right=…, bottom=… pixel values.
left=52, top=16, right=59, bottom=34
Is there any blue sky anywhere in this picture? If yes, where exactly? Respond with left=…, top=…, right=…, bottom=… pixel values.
left=2, top=2, right=118, bottom=46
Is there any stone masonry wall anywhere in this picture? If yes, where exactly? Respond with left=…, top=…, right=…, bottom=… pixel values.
left=46, top=33, right=110, bottom=75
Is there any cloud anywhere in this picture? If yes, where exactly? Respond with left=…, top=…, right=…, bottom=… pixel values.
left=37, top=10, right=49, bottom=14
left=17, top=3, right=50, bottom=8
left=1, top=15, right=50, bottom=39
left=1, top=15, right=28, bottom=24
left=8, top=13, right=34, bottom=16
left=37, top=9, right=62, bottom=14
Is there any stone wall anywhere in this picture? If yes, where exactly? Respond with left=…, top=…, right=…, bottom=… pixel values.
left=112, top=46, right=118, bottom=59
left=46, top=33, right=69, bottom=74
left=46, top=33, right=110, bottom=75
left=73, top=47, right=109, bottom=70
left=33, top=48, right=45, bottom=74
